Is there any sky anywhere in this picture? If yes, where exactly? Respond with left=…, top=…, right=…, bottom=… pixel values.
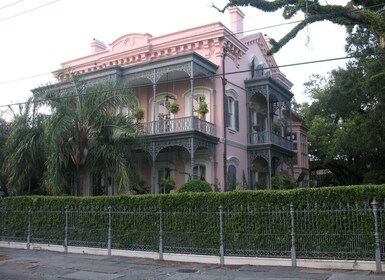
left=0, top=0, right=349, bottom=117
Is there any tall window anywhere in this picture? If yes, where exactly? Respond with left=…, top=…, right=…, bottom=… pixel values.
left=251, top=110, right=266, bottom=132
left=228, top=97, right=234, bottom=128
left=193, top=95, right=207, bottom=120
left=225, top=95, right=239, bottom=131
left=193, top=164, right=206, bottom=181
left=157, top=100, right=175, bottom=120
left=228, top=165, right=237, bottom=191
left=184, top=88, right=211, bottom=122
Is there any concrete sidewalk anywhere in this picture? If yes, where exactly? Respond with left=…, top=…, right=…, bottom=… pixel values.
left=0, top=247, right=384, bottom=280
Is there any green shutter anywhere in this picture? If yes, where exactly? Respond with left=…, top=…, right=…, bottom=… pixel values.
left=224, top=95, right=230, bottom=127
left=235, top=100, right=239, bottom=131
left=249, top=109, right=253, bottom=141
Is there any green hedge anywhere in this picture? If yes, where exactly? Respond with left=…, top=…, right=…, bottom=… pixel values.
left=1, top=184, right=385, bottom=259
left=3, top=184, right=385, bottom=210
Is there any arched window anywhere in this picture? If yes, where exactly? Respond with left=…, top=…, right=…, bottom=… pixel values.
left=156, top=95, right=177, bottom=121
left=193, top=95, right=207, bottom=120
left=117, top=97, right=139, bottom=117
left=186, top=159, right=211, bottom=183
left=193, top=164, right=206, bottom=181
left=184, top=88, right=211, bottom=122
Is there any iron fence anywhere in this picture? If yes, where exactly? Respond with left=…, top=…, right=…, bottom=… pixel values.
left=0, top=200, right=384, bottom=271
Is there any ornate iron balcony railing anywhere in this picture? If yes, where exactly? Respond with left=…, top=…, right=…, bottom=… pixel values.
left=140, top=116, right=216, bottom=136
left=249, top=131, right=293, bottom=151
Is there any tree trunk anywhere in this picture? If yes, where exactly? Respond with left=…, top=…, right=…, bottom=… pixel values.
left=74, top=167, right=87, bottom=196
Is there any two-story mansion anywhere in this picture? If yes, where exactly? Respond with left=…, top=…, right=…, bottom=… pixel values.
left=54, top=7, right=304, bottom=195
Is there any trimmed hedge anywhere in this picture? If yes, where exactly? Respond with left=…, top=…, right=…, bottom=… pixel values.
left=178, top=179, right=212, bottom=193
left=3, top=184, right=385, bottom=211
left=1, top=184, right=385, bottom=259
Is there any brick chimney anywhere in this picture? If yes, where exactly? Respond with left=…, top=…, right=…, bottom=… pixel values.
left=91, top=39, right=106, bottom=53
left=228, top=6, right=245, bottom=38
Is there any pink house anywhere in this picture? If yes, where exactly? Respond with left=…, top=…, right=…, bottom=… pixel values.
left=56, top=7, right=307, bottom=194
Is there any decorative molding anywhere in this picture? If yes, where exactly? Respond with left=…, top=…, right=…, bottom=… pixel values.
left=155, top=63, right=192, bottom=82
left=226, top=88, right=239, bottom=99
left=124, top=69, right=155, bottom=84
left=193, top=64, right=214, bottom=78
left=154, top=139, right=192, bottom=157
left=246, top=85, right=268, bottom=101
left=248, top=149, right=269, bottom=164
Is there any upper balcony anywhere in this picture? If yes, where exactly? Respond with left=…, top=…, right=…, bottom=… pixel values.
left=140, top=116, right=216, bottom=137
left=249, top=131, right=292, bottom=150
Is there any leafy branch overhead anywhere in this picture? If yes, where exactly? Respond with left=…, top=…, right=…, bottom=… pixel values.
left=213, top=0, right=385, bottom=54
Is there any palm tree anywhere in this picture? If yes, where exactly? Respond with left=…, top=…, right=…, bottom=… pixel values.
left=34, top=74, right=139, bottom=195
left=0, top=117, right=11, bottom=195
left=2, top=100, right=46, bottom=195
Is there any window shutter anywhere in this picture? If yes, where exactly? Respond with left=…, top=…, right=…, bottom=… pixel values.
left=248, top=109, right=253, bottom=140
left=224, top=95, right=230, bottom=127
left=235, top=100, right=239, bottom=131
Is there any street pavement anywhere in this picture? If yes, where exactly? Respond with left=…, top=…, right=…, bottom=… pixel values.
left=0, top=247, right=384, bottom=280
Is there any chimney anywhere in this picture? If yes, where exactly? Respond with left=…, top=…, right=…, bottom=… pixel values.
left=228, top=6, right=245, bottom=38
left=91, top=39, right=106, bottom=53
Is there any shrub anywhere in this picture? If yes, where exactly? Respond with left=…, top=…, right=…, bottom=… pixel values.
left=271, top=176, right=297, bottom=190
left=178, top=179, right=212, bottom=193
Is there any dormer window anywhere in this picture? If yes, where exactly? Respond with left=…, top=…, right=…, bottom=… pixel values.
left=251, top=57, right=265, bottom=78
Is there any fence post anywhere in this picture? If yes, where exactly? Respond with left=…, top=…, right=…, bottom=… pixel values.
left=0, top=194, right=3, bottom=241
left=219, top=205, right=224, bottom=265
left=64, top=206, right=68, bottom=253
left=159, top=209, right=163, bottom=261
left=108, top=206, right=112, bottom=256
left=290, top=204, right=297, bottom=267
left=372, top=199, right=382, bottom=272
left=27, top=207, right=31, bottom=250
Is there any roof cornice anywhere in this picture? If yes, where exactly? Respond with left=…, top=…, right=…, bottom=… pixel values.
left=58, top=22, right=248, bottom=77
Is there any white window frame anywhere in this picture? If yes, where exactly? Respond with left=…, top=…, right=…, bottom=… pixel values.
left=185, top=159, right=211, bottom=184
left=183, top=88, right=211, bottom=122
left=228, top=96, right=235, bottom=129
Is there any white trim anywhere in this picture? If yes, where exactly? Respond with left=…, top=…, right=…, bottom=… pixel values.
left=226, top=88, right=239, bottom=99
left=149, top=92, right=178, bottom=120
left=0, top=242, right=381, bottom=272
left=185, top=159, right=211, bottom=184
left=183, top=87, right=211, bottom=122
left=227, top=156, right=240, bottom=166
left=227, top=95, right=236, bottom=130
left=155, top=162, right=176, bottom=187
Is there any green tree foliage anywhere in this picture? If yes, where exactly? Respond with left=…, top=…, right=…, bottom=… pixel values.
left=0, top=117, right=11, bottom=194
left=2, top=101, right=46, bottom=195
left=33, top=74, right=139, bottom=195
left=214, top=0, right=385, bottom=54
left=271, top=175, right=297, bottom=189
left=301, top=28, right=385, bottom=185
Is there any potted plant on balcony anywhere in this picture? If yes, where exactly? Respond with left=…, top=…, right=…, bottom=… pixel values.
left=197, top=101, right=209, bottom=118
left=132, top=107, right=144, bottom=121
left=168, top=101, right=180, bottom=114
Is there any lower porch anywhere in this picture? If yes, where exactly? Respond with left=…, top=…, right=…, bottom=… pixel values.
left=133, top=132, right=219, bottom=194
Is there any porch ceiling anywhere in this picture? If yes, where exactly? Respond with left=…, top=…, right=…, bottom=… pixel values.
left=122, top=52, right=219, bottom=87
left=245, top=76, right=294, bottom=102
